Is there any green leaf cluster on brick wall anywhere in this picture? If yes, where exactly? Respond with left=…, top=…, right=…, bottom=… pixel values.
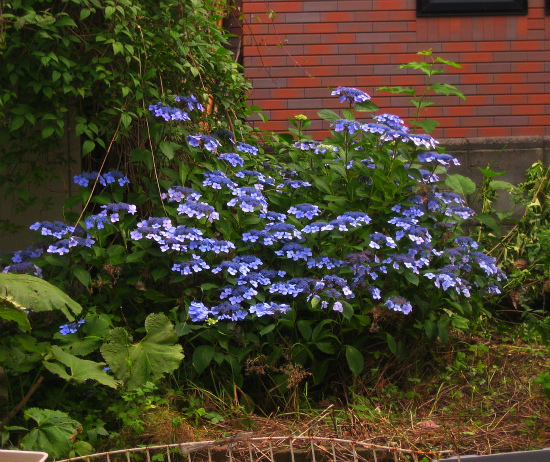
left=0, top=0, right=250, bottom=234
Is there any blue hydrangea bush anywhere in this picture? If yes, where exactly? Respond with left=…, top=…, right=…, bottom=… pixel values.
left=2, top=87, right=504, bottom=392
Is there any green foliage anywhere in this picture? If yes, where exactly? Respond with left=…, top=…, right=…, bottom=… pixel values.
left=0, top=273, right=82, bottom=329
left=19, top=408, right=83, bottom=458
left=101, top=313, right=184, bottom=390
left=378, top=48, right=465, bottom=134
left=0, top=0, right=249, bottom=234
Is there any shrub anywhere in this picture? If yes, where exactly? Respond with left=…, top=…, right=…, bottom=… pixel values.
left=1, top=84, right=505, bottom=415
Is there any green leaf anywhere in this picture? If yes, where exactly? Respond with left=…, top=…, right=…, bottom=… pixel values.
left=489, top=180, right=514, bottom=190
left=345, top=345, right=364, bottom=375
left=317, top=109, right=340, bottom=122
left=386, top=333, right=397, bottom=355
left=430, top=82, right=466, bottom=100
left=354, top=100, right=379, bottom=112
left=377, top=85, right=416, bottom=96
left=409, top=119, right=439, bottom=134
left=44, top=346, right=117, bottom=388
left=0, top=306, right=31, bottom=331
left=100, top=313, right=184, bottom=389
left=192, top=345, right=216, bottom=375
left=0, top=273, right=82, bottom=321
left=73, top=267, right=91, bottom=287
left=20, top=408, right=80, bottom=459
left=445, top=174, right=476, bottom=196
left=82, top=140, right=95, bottom=156
left=297, top=320, right=312, bottom=341
left=478, top=167, right=505, bottom=178
left=55, top=16, right=77, bottom=27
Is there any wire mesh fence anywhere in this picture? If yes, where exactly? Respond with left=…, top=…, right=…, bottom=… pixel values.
left=57, top=434, right=454, bottom=462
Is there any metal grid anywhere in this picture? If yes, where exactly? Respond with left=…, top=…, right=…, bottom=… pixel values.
left=57, top=434, right=453, bottom=462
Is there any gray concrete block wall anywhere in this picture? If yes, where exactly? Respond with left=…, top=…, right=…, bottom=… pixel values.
left=442, top=136, right=550, bottom=218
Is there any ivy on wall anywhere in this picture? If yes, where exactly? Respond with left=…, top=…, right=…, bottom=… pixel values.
left=0, top=0, right=250, bottom=235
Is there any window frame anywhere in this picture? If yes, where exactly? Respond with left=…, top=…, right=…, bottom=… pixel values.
left=417, top=0, right=528, bottom=17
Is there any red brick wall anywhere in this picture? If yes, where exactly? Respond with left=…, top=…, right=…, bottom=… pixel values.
left=241, top=0, right=550, bottom=139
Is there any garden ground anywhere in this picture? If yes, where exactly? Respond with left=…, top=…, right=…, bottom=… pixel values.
left=112, top=326, right=550, bottom=458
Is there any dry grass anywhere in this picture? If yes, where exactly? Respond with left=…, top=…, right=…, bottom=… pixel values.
left=111, top=335, right=550, bottom=458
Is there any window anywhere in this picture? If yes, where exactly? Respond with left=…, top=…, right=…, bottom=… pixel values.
left=417, top=0, right=528, bottom=16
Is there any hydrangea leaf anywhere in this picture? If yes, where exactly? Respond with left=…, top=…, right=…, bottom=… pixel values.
left=0, top=306, right=31, bottom=331
left=445, top=173, right=476, bottom=196
left=345, top=345, right=364, bottom=376
left=100, top=313, right=184, bottom=389
left=0, top=273, right=82, bottom=321
left=43, top=345, right=118, bottom=388
left=20, top=408, right=81, bottom=459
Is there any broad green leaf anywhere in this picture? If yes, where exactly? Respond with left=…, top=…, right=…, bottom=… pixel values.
left=317, top=109, right=340, bottom=122
left=192, top=345, right=216, bottom=375
left=44, top=345, right=117, bottom=388
left=0, top=306, right=31, bottom=330
left=354, top=100, right=379, bottom=112
left=377, top=85, right=416, bottom=96
left=73, top=267, right=91, bottom=287
left=386, top=333, right=397, bottom=355
left=489, top=180, right=514, bottom=190
left=20, top=408, right=81, bottom=459
left=409, top=119, right=439, bottom=134
left=345, top=345, right=364, bottom=375
left=0, top=273, right=82, bottom=321
left=297, top=320, right=312, bottom=341
left=445, top=174, right=476, bottom=196
left=478, top=167, right=505, bottom=178
left=100, top=313, right=184, bottom=389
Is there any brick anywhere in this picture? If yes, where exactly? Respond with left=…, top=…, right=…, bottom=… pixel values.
left=510, top=40, right=545, bottom=51
left=511, top=83, right=546, bottom=94
left=304, top=23, right=339, bottom=33
left=355, top=11, right=390, bottom=21
left=475, top=84, right=512, bottom=95
left=303, top=44, right=339, bottom=55
left=510, top=61, right=546, bottom=73
left=271, top=88, right=305, bottom=99
left=281, top=12, right=321, bottom=23
left=320, top=11, right=356, bottom=22
left=482, top=17, right=495, bottom=41
left=372, top=21, right=410, bottom=32
left=476, top=41, right=511, bottom=52
left=321, top=76, right=358, bottom=87
left=287, top=98, right=326, bottom=109
left=442, top=127, right=479, bottom=138
left=337, top=65, right=374, bottom=76
left=476, top=62, right=511, bottom=73
left=389, top=75, right=429, bottom=86
left=321, top=54, right=358, bottom=65
left=338, top=22, right=374, bottom=33
left=303, top=2, right=337, bottom=12
left=460, top=74, right=494, bottom=85
left=494, top=115, right=529, bottom=126
left=478, top=127, right=513, bottom=137
left=449, top=17, right=463, bottom=41
left=442, top=42, right=476, bottom=53
left=356, top=32, right=391, bottom=43
left=527, top=51, right=550, bottom=61
left=356, top=54, right=389, bottom=65
left=494, top=94, right=527, bottom=105
left=512, top=126, right=545, bottom=136
left=464, top=95, right=495, bottom=105
left=320, top=33, right=356, bottom=44
left=527, top=73, right=550, bottom=83
left=510, top=104, right=545, bottom=115
left=528, top=30, right=545, bottom=40
left=372, top=42, right=409, bottom=54
left=373, top=0, right=409, bottom=10
left=258, top=99, right=288, bottom=109
left=251, top=77, right=288, bottom=88
left=337, top=1, right=374, bottom=11
left=459, top=116, right=494, bottom=127
left=528, top=18, right=546, bottom=30
left=493, top=73, right=529, bottom=84
left=355, top=75, right=391, bottom=87
left=285, top=34, right=321, bottom=45
left=494, top=17, right=508, bottom=41
left=443, top=106, right=476, bottom=117
left=286, top=76, right=320, bottom=87
left=308, top=66, right=341, bottom=77
left=460, top=52, right=494, bottom=63
left=477, top=105, right=512, bottom=116
left=529, top=115, right=550, bottom=125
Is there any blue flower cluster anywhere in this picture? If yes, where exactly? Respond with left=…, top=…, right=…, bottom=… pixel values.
left=174, top=95, right=204, bottom=112
left=59, top=319, right=85, bottom=335
left=331, top=87, right=371, bottom=105
left=149, top=102, right=190, bottom=122
left=73, top=171, right=129, bottom=187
